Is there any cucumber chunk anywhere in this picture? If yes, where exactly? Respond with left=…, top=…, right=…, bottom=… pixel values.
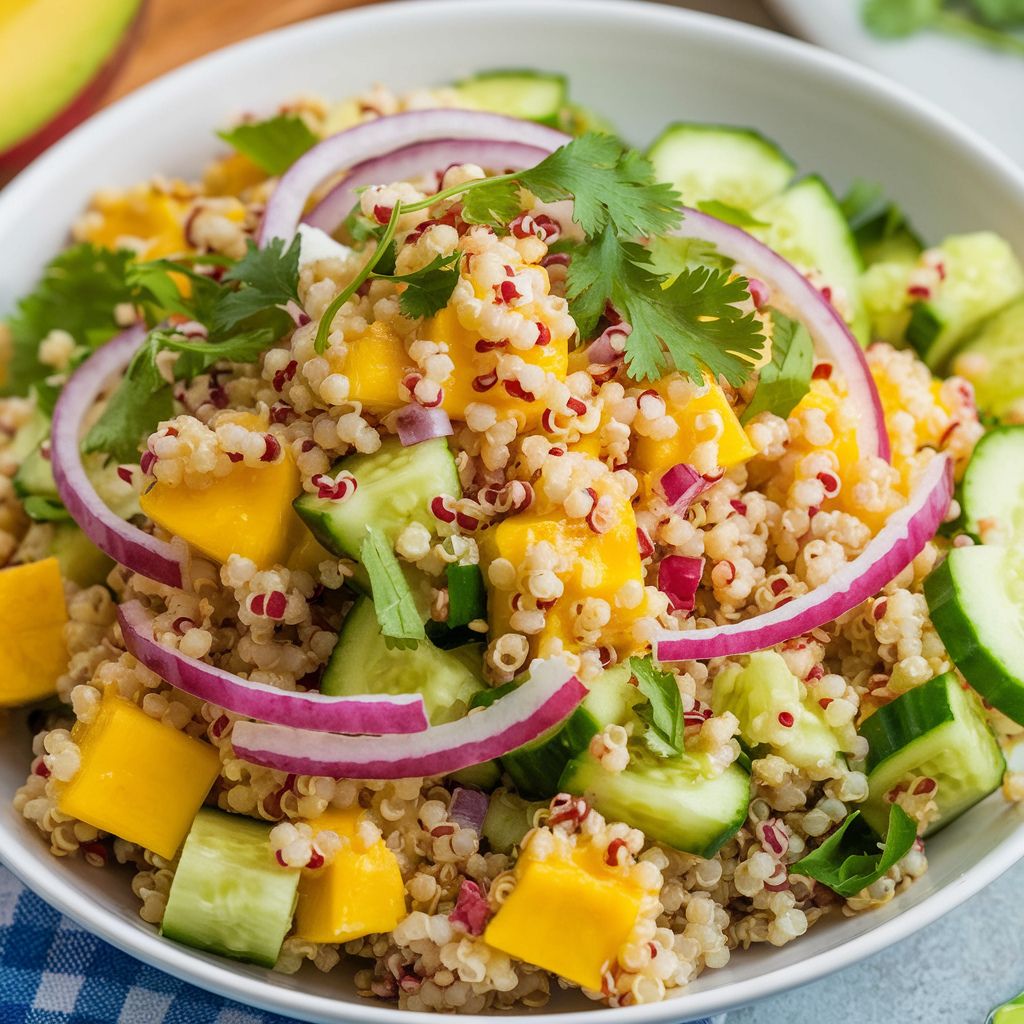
left=907, top=232, right=1024, bottom=369
left=954, top=298, right=1024, bottom=418
left=859, top=672, right=1005, bottom=837
left=481, top=789, right=546, bottom=854
left=49, top=523, right=113, bottom=587
left=322, top=596, right=484, bottom=724
left=711, top=651, right=844, bottom=772
left=925, top=545, right=1024, bottom=726
left=161, top=808, right=300, bottom=967
left=449, top=759, right=502, bottom=791
left=453, top=70, right=567, bottom=127
left=7, top=407, right=49, bottom=463
left=958, top=426, right=1024, bottom=543
left=13, top=442, right=57, bottom=501
left=647, top=123, right=794, bottom=211
left=294, top=437, right=459, bottom=561
left=502, top=665, right=641, bottom=799
left=560, top=745, right=750, bottom=858
left=754, top=176, right=870, bottom=343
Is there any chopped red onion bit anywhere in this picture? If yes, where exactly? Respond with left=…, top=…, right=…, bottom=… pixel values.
left=449, top=787, right=490, bottom=833
left=394, top=403, right=453, bottom=447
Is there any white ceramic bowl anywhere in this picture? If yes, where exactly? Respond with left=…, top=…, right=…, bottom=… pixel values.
left=3, top=2, right=1024, bottom=1021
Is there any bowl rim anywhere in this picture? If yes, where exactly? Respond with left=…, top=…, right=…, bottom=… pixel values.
left=3, top=1, right=1024, bottom=1021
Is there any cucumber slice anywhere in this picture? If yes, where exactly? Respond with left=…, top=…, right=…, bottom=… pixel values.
left=958, top=426, right=1024, bottom=542
left=453, top=70, right=567, bottom=127
left=907, top=232, right=1024, bottom=370
left=711, top=651, right=843, bottom=772
left=446, top=563, right=486, bottom=628
left=860, top=259, right=915, bottom=345
left=559, top=102, right=620, bottom=139
left=322, top=595, right=484, bottom=724
left=647, top=123, right=794, bottom=211
left=161, top=808, right=300, bottom=968
left=954, top=298, right=1024, bottom=418
left=502, top=665, right=641, bottom=799
left=560, top=745, right=750, bottom=858
left=754, top=175, right=870, bottom=343
left=859, top=672, right=1005, bottom=837
left=481, top=789, right=546, bottom=854
left=925, top=544, right=1024, bottom=726
left=863, top=230, right=921, bottom=268
left=13, top=442, right=57, bottom=501
left=294, top=437, right=460, bottom=561
left=49, top=523, right=113, bottom=587
left=449, top=759, right=502, bottom=790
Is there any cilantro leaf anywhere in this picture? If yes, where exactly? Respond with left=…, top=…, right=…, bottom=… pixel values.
left=217, top=114, right=319, bottom=176
left=342, top=203, right=386, bottom=244
left=740, top=311, right=813, bottom=424
left=862, top=0, right=941, bottom=36
left=360, top=527, right=426, bottom=647
left=127, top=259, right=224, bottom=326
left=460, top=178, right=523, bottom=230
left=564, top=227, right=621, bottom=338
left=212, top=237, right=301, bottom=337
left=629, top=655, right=683, bottom=756
left=3, top=244, right=134, bottom=396
left=372, top=252, right=461, bottom=320
left=695, top=200, right=769, bottom=229
left=790, top=805, right=917, bottom=897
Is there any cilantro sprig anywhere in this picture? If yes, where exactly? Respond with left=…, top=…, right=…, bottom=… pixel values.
left=217, top=114, right=319, bottom=176
left=862, top=0, right=1024, bottom=55
left=740, top=311, right=813, bottom=424
left=360, top=526, right=425, bottom=648
left=629, top=655, right=684, bottom=757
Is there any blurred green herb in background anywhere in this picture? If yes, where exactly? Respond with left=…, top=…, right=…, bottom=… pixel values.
left=862, top=0, right=1024, bottom=56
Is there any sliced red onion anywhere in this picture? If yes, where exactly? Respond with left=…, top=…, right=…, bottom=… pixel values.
left=51, top=327, right=186, bottom=589
left=584, top=321, right=630, bottom=365
left=449, top=787, right=490, bottom=833
left=655, top=454, right=953, bottom=661
left=659, top=555, right=705, bottom=613
left=395, top=403, right=453, bottom=447
left=306, top=137, right=553, bottom=236
left=231, top=657, right=586, bottom=779
left=118, top=600, right=428, bottom=734
left=673, top=208, right=890, bottom=463
left=659, top=462, right=720, bottom=512
left=260, top=110, right=569, bottom=246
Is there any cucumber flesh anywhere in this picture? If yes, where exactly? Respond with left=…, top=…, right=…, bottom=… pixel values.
left=50, top=523, right=113, bottom=587
left=907, top=232, right=1024, bottom=370
left=322, top=595, right=484, bottom=725
left=954, top=298, right=1024, bottom=418
left=925, top=545, right=1024, bottom=726
left=454, top=70, right=567, bottom=127
left=647, top=123, right=794, bottom=211
left=502, top=664, right=641, bottom=799
left=161, top=808, right=300, bottom=968
left=7, top=408, right=49, bottom=463
left=754, top=175, right=870, bottom=343
left=294, top=437, right=459, bottom=561
left=13, top=442, right=57, bottom=501
left=481, top=789, right=546, bottom=854
left=859, top=672, right=1005, bottom=837
left=449, top=759, right=502, bottom=791
left=958, top=426, right=1024, bottom=543
left=560, top=745, right=750, bottom=859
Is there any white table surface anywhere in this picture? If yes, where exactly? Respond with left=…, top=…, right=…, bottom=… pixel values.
left=655, top=3, right=1023, bottom=1022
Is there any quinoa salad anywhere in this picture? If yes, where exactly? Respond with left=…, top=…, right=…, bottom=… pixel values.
left=4, top=71, right=1024, bottom=1013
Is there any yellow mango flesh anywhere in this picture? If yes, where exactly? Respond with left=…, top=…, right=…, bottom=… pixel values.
left=422, top=303, right=568, bottom=426
left=286, top=527, right=334, bottom=576
left=203, top=152, right=267, bottom=197
left=80, top=186, right=191, bottom=259
left=331, top=321, right=410, bottom=413
left=0, top=558, right=68, bottom=708
left=140, top=441, right=302, bottom=570
left=59, top=691, right=221, bottom=860
left=633, top=377, right=757, bottom=476
left=484, top=842, right=646, bottom=991
left=294, top=807, right=407, bottom=944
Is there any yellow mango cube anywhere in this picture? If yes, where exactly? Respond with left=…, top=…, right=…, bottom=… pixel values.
left=58, top=691, right=221, bottom=860
left=332, top=321, right=410, bottom=413
left=422, top=302, right=568, bottom=426
left=484, top=840, right=647, bottom=991
left=79, top=184, right=190, bottom=259
left=294, top=807, right=406, bottom=944
left=286, top=525, right=334, bottom=576
left=0, top=558, right=68, bottom=708
left=203, top=152, right=267, bottom=197
left=634, top=376, right=757, bottom=476
left=140, top=443, right=302, bottom=570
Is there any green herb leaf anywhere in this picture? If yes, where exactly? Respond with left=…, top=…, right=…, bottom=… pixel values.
left=839, top=180, right=919, bottom=252
left=740, top=311, right=813, bottom=424
left=127, top=259, right=224, bottom=326
left=563, top=227, right=621, bottom=338
left=862, top=0, right=942, bottom=37
left=460, top=178, right=524, bottom=231
left=629, top=655, right=683, bottom=756
left=969, top=0, right=1024, bottom=26
left=2, top=244, right=134, bottom=397
left=212, top=237, right=301, bottom=337
left=790, top=805, right=917, bottom=897
left=360, top=526, right=426, bottom=647
left=342, top=204, right=386, bottom=244
left=372, top=251, right=461, bottom=320
left=22, top=496, right=72, bottom=522
left=217, top=114, right=319, bottom=176
left=695, top=200, right=769, bottom=229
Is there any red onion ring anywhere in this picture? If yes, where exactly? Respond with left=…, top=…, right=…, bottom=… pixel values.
left=673, top=207, right=890, bottom=463
left=260, top=110, right=570, bottom=246
left=305, top=137, right=553, bottom=236
left=394, top=403, right=453, bottom=447
left=655, top=454, right=953, bottom=661
left=231, top=657, right=586, bottom=779
left=119, top=600, right=428, bottom=734
left=51, top=327, right=187, bottom=589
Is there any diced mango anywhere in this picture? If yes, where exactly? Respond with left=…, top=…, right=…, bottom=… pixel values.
left=330, top=321, right=410, bottom=413
left=286, top=525, right=334, bottom=576
left=79, top=185, right=191, bottom=259
left=633, top=376, right=757, bottom=476
left=203, top=152, right=267, bottom=197
left=484, top=838, right=648, bottom=991
left=58, top=690, right=221, bottom=860
left=140, top=435, right=302, bottom=570
left=481, top=479, right=644, bottom=657
left=422, top=301, right=568, bottom=427
left=0, top=557, right=68, bottom=708
left=294, top=807, right=406, bottom=944
left=790, top=377, right=861, bottom=480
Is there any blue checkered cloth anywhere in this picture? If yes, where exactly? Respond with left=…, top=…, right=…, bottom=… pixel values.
left=0, top=865, right=724, bottom=1024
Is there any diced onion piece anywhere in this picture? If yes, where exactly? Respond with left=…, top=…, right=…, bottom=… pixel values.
left=449, top=787, right=490, bottom=833
left=394, top=403, right=453, bottom=447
